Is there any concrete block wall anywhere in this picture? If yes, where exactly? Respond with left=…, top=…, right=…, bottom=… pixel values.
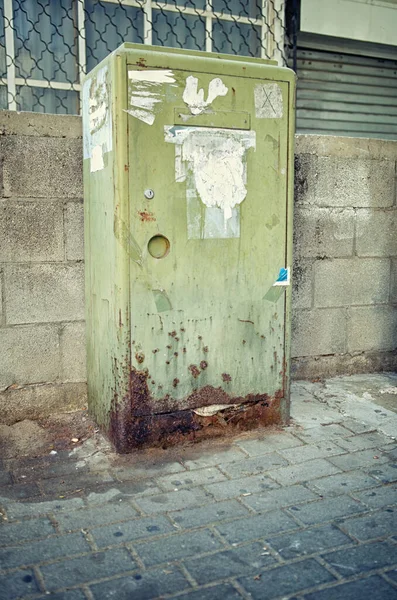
left=0, top=111, right=396, bottom=423
left=0, top=112, right=87, bottom=423
left=292, top=135, right=397, bottom=379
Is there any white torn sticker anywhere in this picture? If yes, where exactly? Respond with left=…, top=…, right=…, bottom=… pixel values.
left=165, top=126, right=255, bottom=237
left=254, top=83, right=283, bottom=119
left=126, top=70, right=176, bottom=125
left=183, top=75, right=228, bottom=115
left=83, top=65, right=113, bottom=172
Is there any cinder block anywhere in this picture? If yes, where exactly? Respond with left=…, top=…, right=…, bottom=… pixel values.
left=65, top=201, right=84, bottom=261
left=295, top=154, right=395, bottom=208
left=0, top=201, right=64, bottom=262
left=0, top=136, right=83, bottom=198
left=391, top=259, right=397, bottom=304
left=0, top=110, right=82, bottom=138
left=294, top=207, right=354, bottom=258
left=0, top=270, right=2, bottom=322
left=314, top=258, right=390, bottom=308
left=291, top=308, right=347, bottom=357
left=5, top=263, right=85, bottom=324
left=0, top=382, right=86, bottom=424
left=292, top=259, right=313, bottom=309
left=60, top=321, right=87, bottom=381
left=356, top=209, right=397, bottom=257
left=347, top=306, right=397, bottom=352
left=0, top=324, right=60, bottom=389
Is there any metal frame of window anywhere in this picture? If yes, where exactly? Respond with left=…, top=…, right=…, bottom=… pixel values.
left=1, top=0, right=285, bottom=112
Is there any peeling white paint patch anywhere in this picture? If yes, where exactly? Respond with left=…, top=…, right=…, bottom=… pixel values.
left=165, top=126, right=255, bottom=237
left=126, top=70, right=176, bottom=125
left=183, top=75, right=228, bottom=115
left=255, top=83, right=283, bottom=119
left=194, top=404, right=240, bottom=416
left=91, top=145, right=104, bottom=172
left=129, top=70, right=176, bottom=84
left=83, top=65, right=113, bottom=172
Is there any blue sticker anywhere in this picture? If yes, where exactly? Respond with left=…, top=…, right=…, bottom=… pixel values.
left=273, top=267, right=290, bottom=287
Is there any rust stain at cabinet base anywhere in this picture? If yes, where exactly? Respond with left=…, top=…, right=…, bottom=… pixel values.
left=108, top=369, right=285, bottom=453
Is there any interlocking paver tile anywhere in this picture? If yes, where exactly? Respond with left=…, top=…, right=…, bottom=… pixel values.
left=83, top=481, right=161, bottom=504
left=182, top=447, right=247, bottom=469
left=303, top=574, right=397, bottom=600
left=286, top=494, right=366, bottom=525
left=236, top=432, right=303, bottom=456
left=183, top=540, right=277, bottom=584
left=134, top=488, right=210, bottom=514
left=173, top=583, right=243, bottom=600
left=279, top=441, right=345, bottom=464
left=0, top=569, right=39, bottom=600
left=0, top=532, right=90, bottom=569
left=327, top=449, right=390, bottom=471
left=0, top=482, right=41, bottom=500
left=238, top=558, right=335, bottom=598
left=205, top=473, right=279, bottom=500
left=340, top=508, right=397, bottom=541
left=91, top=515, right=175, bottom=547
left=365, top=463, right=397, bottom=484
left=215, top=510, right=299, bottom=544
left=219, top=453, right=288, bottom=478
left=10, top=459, right=88, bottom=483
left=341, top=419, right=377, bottom=435
left=89, top=566, right=190, bottom=600
left=335, top=432, right=396, bottom=453
left=113, top=460, right=186, bottom=481
left=170, top=499, right=250, bottom=528
left=324, top=540, right=397, bottom=575
left=55, top=501, right=139, bottom=532
left=293, top=424, right=351, bottom=443
left=40, top=548, right=136, bottom=590
left=134, top=529, right=223, bottom=566
left=39, top=472, right=114, bottom=495
left=156, top=466, right=227, bottom=491
left=385, top=568, right=397, bottom=583
left=35, top=592, right=86, bottom=600
left=0, top=516, right=55, bottom=544
left=266, top=524, right=352, bottom=559
left=0, top=470, right=12, bottom=485
left=267, top=459, right=341, bottom=486
left=307, top=470, right=379, bottom=496
left=352, top=484, right=397, bottom=509
left=4, top=497, right=85, bottom=519
left=241, top=484, right=318, bottom=512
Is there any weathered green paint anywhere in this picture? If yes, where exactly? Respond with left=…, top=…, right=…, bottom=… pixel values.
left=83, top=44, right=295, bottom=451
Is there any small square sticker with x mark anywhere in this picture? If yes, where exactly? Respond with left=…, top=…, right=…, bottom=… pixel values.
left=254, top=83, right=283, bottom=119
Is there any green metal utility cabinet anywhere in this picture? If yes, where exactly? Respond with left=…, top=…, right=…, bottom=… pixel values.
left=83, top=44, right=295, bottom=452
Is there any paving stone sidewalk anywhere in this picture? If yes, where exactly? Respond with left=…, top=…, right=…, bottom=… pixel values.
left=1, top=373, right=397, bottom=600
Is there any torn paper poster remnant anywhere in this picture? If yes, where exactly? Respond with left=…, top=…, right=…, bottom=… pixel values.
left=83, top=65, right=113, bottom=172
left=254, top=83, right=283, bottom=119
left=273, top=267, right=290, bottom=287
left=126, top=70, right=176, bottom=125
left=165, top=126, right=255, bottom=237
left=183, top=75, right=228, bottom=115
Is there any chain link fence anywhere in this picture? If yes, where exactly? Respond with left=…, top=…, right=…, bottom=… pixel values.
left=0, top=1, right=291, bottom=115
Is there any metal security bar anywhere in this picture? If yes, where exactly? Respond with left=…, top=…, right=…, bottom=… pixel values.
left=0, top=0, right=289, bottom=115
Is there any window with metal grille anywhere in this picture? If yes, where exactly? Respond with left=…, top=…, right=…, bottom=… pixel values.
left=1, top=0, right=287, bottom=115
